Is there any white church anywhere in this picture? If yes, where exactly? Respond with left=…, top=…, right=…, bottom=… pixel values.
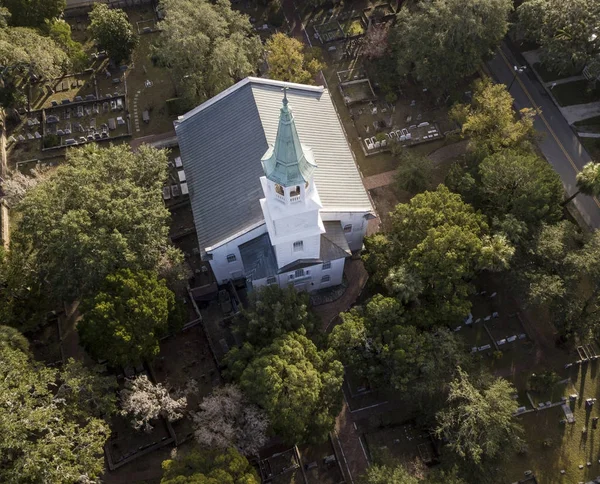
left=175, top=77, right=374, bottom=292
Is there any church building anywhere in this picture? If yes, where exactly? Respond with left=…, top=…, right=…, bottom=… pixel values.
left=175, top=77, right=373, bottom=292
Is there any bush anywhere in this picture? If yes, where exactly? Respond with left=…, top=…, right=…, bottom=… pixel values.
left=166, top=97, right=189, bottom=116
left=43, top=134, right=60, bottom=148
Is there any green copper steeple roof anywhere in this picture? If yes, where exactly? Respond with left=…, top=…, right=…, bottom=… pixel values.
left=261, top=90, right=317, bottom=187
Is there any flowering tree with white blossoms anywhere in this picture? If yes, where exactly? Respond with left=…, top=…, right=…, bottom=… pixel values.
left=120, top=375, right=187, bottom=432
left=191, top=384, right=269, bottom=455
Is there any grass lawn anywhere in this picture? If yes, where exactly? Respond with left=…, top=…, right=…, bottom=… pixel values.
left=505, top=362, right=600, bottom=483
left=124, top=31, right=178, bottom=138
left=580, top=137, right=600, bottom=160
left=552, top=80, right=600, bottom=107
left=574, top=116, right=600, bottom=134
left=533, top=63, right=580, bottom=83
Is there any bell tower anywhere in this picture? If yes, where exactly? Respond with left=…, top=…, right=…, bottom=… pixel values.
left=259, top=89, right=325, bottom=270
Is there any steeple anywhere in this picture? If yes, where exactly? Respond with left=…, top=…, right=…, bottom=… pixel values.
left=261, top=89, right=317, bottom=187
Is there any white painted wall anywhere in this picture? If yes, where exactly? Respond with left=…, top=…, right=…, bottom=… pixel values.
left=321, top=211, right=369, bottom=252
left=273, top=233, right=321, bottom=269
left=207, top=224, right=267, bottom=284
left=251, top=257, right=345, bottom=292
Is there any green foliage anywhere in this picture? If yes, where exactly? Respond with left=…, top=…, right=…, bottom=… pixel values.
left=166, top=97, right=189, bottom=116
left=2, top=0, right=65, bottom=28
left=229, top=332, right=344, bottom=445
left=361, top=463, right=419, bottom=484
left=42, top=133, right=60, bottom=148
left=393, top=146, right=433, bottom=194
left=363, top=185, right=514, bottom=326
left=88, top=4, right=138, bottom=64
left=476, top=149, right=563, bottom=228
left=451, top=77, right=536, bottom=156
left=10, top=144, right=172, bottom=305
left=79, top=269, right=175, bottom=367
left=0, top=326, right=114, bottom=483
left=392, top=0, right=512, bottom=90
left=0, top=26, right=67, bottom=83
left=564, top=161, right=600, bottom=204
left=47, top=19, right=88, bottom=71
left=154, top=0, right=262, bottom=107
left=528, top=371, right=559, bottom=392
left=329, top=295, right=465, bottom=395
left=517, top=0, right=600, bottom=74
left=161, top=447, right=260, bottom=484
left=435, top=368, right=523, bottom=465
left=233, top=284, right=318, bottom=348
left=266, top=32, right=325, bottom=84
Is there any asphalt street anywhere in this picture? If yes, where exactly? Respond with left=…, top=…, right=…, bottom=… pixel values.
left=486, top=41, right=600, bottom=230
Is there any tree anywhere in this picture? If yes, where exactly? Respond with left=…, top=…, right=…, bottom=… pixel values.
left=0, top=165, right=50, bottom=206
left=228, top=332, right=344, bottom=445
left=435, top=368, right=522, bottom=465
left=234, top=284, right=318, bottom=347
left=191, top=384, right=268, bottom=455
left=154, top=0, right=262, bottom=108
left=120, top=374, right=186, bottom=432
left=266, top=32, right=324, bottom=84
left=562, top=161, right=600, bottom=205
left=362, top=24, right=390, bottom=60
left=477, top=149, right=563, bottom=227
left=2, top=0, right=65, bottom=28
left=393, top=146, right=433, bottom=194
left=0, top=26, right=67, bottom=106
left=363, top=185, right=514, bottom=326
left=0, top=326, right=114, bottom=483
left=47, top=19, right=88, bottom=71
left=88, top=4, right=138, bottom=64
left=362, top=463, right=419, bottom=484
left=450, top=77, right=536, bottom=156
left=161, top=447, right=260, bottom=484
left=329, top=295, right=465, bottom=395
left=518, top=0, right=600, bottom=74
left=10, top=144, right=173, bottom=305
left=79, top=269, right=176, bottom=367
left=391, top=0, right=512, bottom=90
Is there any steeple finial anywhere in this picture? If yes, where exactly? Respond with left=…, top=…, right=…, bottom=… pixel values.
left=282, top=86, right=289, bottom=107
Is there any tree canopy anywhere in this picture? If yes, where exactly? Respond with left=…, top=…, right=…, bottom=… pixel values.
left=450, top=77, right=536, bottom=156
left=329, top=295, right=465, bottom=396
left=435, top=368, right=522, bottom=465
left=518, top=0, right=600, bottom=75
left=233, top=284, right=318, bottom=348
left=0, top=326, right=115, bottom=483
left=88, top=4, right=138, bottom=64
left=393, top=146, right=433, bottom=195
left=391, top=0, right=512, bottom=90
left=362, top=463, right=420, bottom=484
left=79, top=269, right=176, bottom=367
left=154, top=0, right=261, bottom=108
left=1, top=0, right=65, bottom=28
left=9, top=144, right=172, bottom=306
left=266, top=32, right=323, bottom=84
left=476, top=149, right=563, bottom=227
left=563, top=161, right=600, bottom=205
left=226, top=332, right=343, bottom=445
left=363, top=185, right=513, bottom=326
left=161, top=447, right=260, bottom=484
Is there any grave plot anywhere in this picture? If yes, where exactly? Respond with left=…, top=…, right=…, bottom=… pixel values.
left=30, top=73, right=96, bottom=111
left=364, top=422, right=437, bottom=467
left=527, top=379, right=574, bottom=408
left=314, top=21, right=345, bottom=43
left=298, top=440, right=345, bottom=484
left=258, top=447, right=303, bottom=484
left=339, top=78, right=377, bottom=105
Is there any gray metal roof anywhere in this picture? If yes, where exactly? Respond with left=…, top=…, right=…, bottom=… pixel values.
left=239, top=233, right=278, bottom=281
left=175, top=77, right=372, bottom=252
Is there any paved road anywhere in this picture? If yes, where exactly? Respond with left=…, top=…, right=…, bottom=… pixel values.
left=487, top=42, right=600, bottom=230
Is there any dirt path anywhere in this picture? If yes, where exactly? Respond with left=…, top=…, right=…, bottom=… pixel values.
left=362, top=140, right=469, bottom=190
left=334, top=403, right=369, bottom=482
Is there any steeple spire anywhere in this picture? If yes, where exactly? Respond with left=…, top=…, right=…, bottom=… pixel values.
left=261, top=89, right=317, bottom=187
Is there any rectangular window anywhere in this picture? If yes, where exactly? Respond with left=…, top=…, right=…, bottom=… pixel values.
left=343, top=224, right=353, bottom=233
left=266, top=277, right=277, bottom=285
left=322, top=261, right=331, bottom=270
left=321, top=275, right=331, bottom=283
left=295, top=269, right=305, bottom=278
left=226, top=254, right=237, bottom=263
left=293, top=240, right=303, bottom=252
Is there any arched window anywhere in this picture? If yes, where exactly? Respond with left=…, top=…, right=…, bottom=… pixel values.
left=290, top=185, right=301, bottom=197
left=275, top=184, right=284, bottom=196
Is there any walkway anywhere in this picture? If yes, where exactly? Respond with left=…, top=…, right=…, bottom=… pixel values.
left=314, top=258, right=369, bottom=331
left=560, top=101, right=600, bottom=125
left=361, top=139, right=469, bottom=191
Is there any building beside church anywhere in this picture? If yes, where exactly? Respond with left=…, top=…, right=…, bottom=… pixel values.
left=175, top=77, right=373, bottom=292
